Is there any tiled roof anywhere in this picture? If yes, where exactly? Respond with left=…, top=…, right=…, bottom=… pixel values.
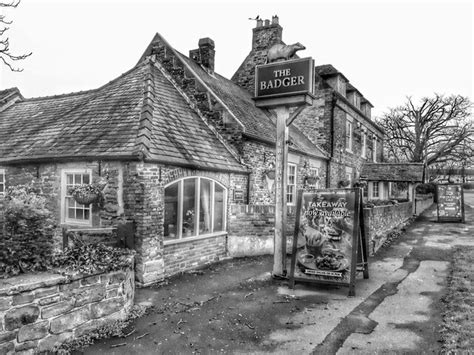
left=0, top=61, right=246, bottom=172
left=360, top=163, right=424, bottom=182
left=177, top=52, right=328, bottom=159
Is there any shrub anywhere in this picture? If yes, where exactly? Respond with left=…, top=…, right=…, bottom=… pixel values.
left=462, top=182, right=474, bottom=190
left=0, top=184, right=56, bottom=278
left=416, top=182, right=436, bottom=194
left=52, top=241, right=135, bottom=275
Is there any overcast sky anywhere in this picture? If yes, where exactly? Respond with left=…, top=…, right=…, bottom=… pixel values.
left=1, top=0, right=472, bottom=117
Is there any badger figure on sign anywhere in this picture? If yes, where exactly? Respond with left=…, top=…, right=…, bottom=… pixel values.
left=266, top=42, right=306, bottom=63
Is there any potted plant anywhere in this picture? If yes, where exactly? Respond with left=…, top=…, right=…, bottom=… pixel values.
left=338, top=180, right=351, bottom=188
left=183, top=209, right=195, bottom=236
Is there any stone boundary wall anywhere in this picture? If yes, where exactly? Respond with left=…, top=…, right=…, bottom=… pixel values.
left=227, top=204, right=296, bottom=256
left=0, top=268, right=134, bottom=353
left=415, top=195, right=434, bottom=215
left=363, top=202, right=412, bottom=255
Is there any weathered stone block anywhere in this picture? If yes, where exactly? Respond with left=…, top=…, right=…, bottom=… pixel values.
left=38, top=294, right=60, bottom=306
left=17, top=320, right=49, bottom=342
left=0, top=341, right=13, bottom=354
left=0, top=297, right=12, bottom=311
left=41, top=300, right=74, bottom=319
left=74, top=285, right=106, bottom=307
left=80, top=275, right=100, bottom=286
left=34, top=286, right=59, bottom=299
left=106, top=288, right=119, bottom=298
left=49, top=307, right=91, bottom=334
left=59, top=280, right=81, bottom=292
left=15, top=340, right=38, bottom=351
left=0, top=330, right=17, bottom=343
left=90, top=297, right=124, bottom=319
left=12, top=292, right=35, bottom=306
left=108, top=271, right=126, bottom=285
left=37, top=332, right=73, bottom=352
left=4, top=305, right=40, bottom=330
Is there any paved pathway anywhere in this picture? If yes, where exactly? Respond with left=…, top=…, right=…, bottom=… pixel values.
left=86, top=193, right=473, bottom=354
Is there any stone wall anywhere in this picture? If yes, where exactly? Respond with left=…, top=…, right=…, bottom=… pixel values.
left=363, top=202, right=412, bottom=255
left=415, top=195, right=433, bottom=215
left=227, top=204, right=296, bottom=256
left=0, top=268, right=134, bottom=353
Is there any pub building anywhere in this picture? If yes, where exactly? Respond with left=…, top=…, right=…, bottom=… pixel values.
left=0, top=16, right=384, bottom=286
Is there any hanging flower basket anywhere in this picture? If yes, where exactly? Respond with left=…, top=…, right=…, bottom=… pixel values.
left=265, top=170, right=275, bottom=180
left=305, top=176, right=320, bottom=185
left=338, top=180, right=351, bottom=188
left=70, top=184, right=104, bottom=205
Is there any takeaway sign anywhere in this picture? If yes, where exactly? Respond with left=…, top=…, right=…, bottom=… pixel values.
left=255, top=57, right=314, bottom=99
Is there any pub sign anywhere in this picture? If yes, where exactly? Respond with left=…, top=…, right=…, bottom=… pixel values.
left=255, top=57, right=315, bottom=99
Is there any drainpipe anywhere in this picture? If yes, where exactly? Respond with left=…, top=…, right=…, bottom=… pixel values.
left=326, top=93, right=337, bottom=188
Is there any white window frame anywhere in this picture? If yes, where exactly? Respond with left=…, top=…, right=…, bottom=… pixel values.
left=308, top=167, right=320, bottom=188
left=0, top=169, right=5, bottom=196
left=164, top=176, right=227, bottom=243
left=287, top=163, right=297, bottom=205
left=361, top=131, right=367, bottom=158
left=61, top=169, right=93, bottom=226
left=372, top=181, right=379, bottom=198
left=345, top=167, right=353, bottom=184
left=345, top=120, right=353, bottom=152
left=373, top=137, right=377, bottom=162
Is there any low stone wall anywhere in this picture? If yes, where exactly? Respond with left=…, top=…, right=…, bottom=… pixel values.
left=163, top=234, right=227, bottom=277
left=0, top=268, right=134, bottom=353
left=415, top=194, right=434, bottom=215
left=363, top=202, right=412, bottom=255
left=227, top=204, right=296, bottom=257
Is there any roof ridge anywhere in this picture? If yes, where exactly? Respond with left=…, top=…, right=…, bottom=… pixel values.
left=19, top=61, right=150, bottom=102
left=134, top=60, right=156, bottom=160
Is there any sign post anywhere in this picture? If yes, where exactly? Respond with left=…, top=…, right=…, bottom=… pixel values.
left=254, top=56, right=315, bottom=277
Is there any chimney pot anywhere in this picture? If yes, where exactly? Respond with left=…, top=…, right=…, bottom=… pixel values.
left=272, top=15, right=279, bottom=25
left=256, top=19, right=263, bottom=27
left=264, top=19, right=270, bottom=26
left=196, top=37, right=215, bottom=73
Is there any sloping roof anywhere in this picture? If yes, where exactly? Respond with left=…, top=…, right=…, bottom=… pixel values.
left=314, top=64, right=349, bottom=82
left=360, top=163, right=424, bottom=182
left=0, top=61, right=246, bottom=172
left=176, top=52, right=328, bottom=159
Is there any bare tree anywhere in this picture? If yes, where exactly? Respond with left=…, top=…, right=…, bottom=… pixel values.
left=1, top=0, right=31, bottom=72
left=377, top=94, right=473, bottom=169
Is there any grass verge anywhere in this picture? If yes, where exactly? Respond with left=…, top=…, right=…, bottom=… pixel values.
left=440, top=245, right=474, bottom=353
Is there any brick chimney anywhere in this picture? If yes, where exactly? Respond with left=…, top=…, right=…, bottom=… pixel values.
left=252, top=15, right=283, bottom=50
left=231, top=15, right=284, bottom=93
left=189, top=37, right=215, bottom=73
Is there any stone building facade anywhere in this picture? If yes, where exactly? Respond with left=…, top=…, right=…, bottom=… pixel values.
left=0, top=16, right=384, bottom=285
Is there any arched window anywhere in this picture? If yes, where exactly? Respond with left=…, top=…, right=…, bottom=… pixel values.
left=164, top=177, right=227, bottom=240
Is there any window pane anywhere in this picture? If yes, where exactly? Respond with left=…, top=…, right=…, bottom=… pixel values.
left=0, top=174, right=3, bottom=183
left=164, top=182, right=179, bottom=240
left=84, top=209, right=90, bottom=220
left=199, top=179, right=211, bottom=234
left=83, top=175, right=90, bottom=184
left=67, top=174, right=73, bottom=185
left=183, top=179, right=196, bottom=237
left=213, top=184, right=224, bottom=232
left=74, top=174, right=81, bottom=184
left=68, top=208, right=75, bottom=219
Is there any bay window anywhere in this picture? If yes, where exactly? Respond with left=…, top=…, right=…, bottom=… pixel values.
left=164, top=177, right=226, bottom=241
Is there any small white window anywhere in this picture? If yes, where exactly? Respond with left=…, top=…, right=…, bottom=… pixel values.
left=0, top=169, right=5, bottom=195
left=361, top=131, right=367, bottom=158
left=307, top=167, right=320, bottom=188
left=345, top=120, right=353, bottom=152
left=287, top=163, right=297, bottom=205
left=345, top=167, right=353, bottom=184
left=373, top=137, right=377, bottom=162
left=62, top=170, right=92, bottom=225
left=372, top=182, right=379, bottom=198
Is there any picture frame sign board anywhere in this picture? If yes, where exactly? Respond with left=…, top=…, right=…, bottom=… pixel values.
left=436, top=184, right=465, bottom=223
left=289, top=188, right=369, bottom=297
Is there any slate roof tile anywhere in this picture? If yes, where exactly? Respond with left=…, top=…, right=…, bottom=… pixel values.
left=360, top=163, right=424, bottom=182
